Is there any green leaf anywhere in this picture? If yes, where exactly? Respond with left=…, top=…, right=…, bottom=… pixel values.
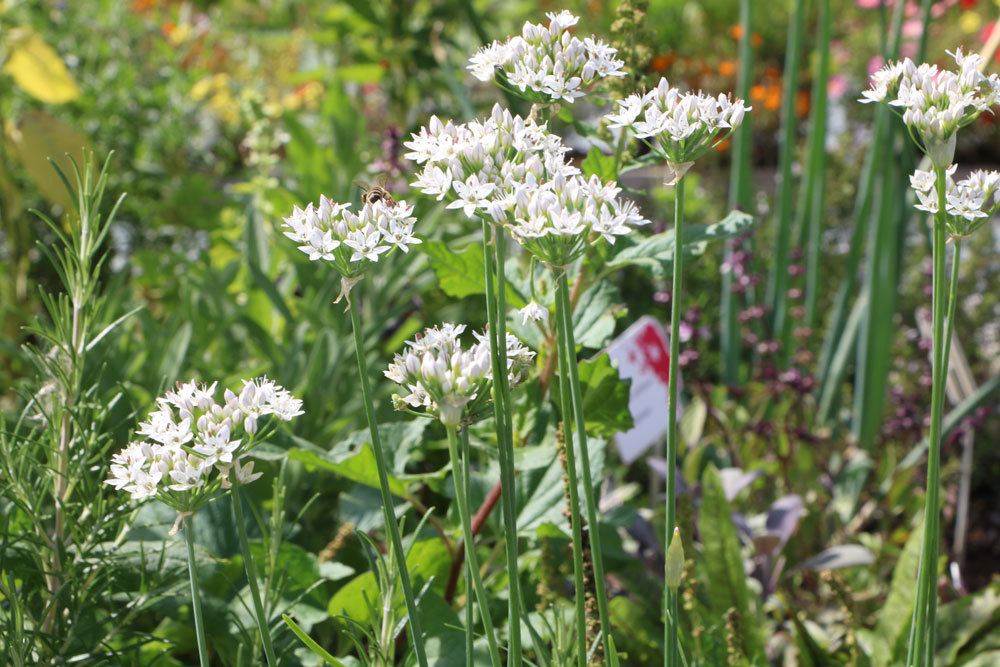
left=607, top=210, right=754, bottom=278
left=287, top=421, right=430, bottom=497
left=518, top=439, right=607, bottom=535
left=282, top=614, right=348, bottom=666
left=933, top=581, right=1000, bottom=664
left=699, top=464, right=764, bottom=660
left=337, top=63, right=385, bottom=83
left=870, top=519, right=924, bottom=665
left=576, top=352, right=633, bottom=437
left=422, top=240, right=525, bottom=307
left=327, top=539, right=449, bottom=623
left=572, top=281, right=620, bottom=349
left=581, top=147, right=618, bottom=181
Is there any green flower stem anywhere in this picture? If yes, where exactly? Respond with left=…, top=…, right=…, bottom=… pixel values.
left=348, top=297, right=429, bottom=667
left=229, top=474, right=278, bottom=666
left=553, top=275, right=589, bottom=667
left=663, top=175, right=686, bottom=667
left=907, top=167, right=955, bottom=667
left=556, top=271, right=612, bottom=659
left=463, top=429, right=475, bottom=664
left=481, top=219, right=524, bottom=666
left=446, top=425, right=502, bottom=667
left=183, top=518, right=210, bottom=667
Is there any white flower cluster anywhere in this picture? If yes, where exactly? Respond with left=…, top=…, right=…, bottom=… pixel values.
left=500, top=170, right=649, bottom=267
left=468, top=11, right=625, bottom=104
left=385, top=324, right=534, bottom=426
left=405, top=104, right=574, bottom=219
left=605, top=77, right=751, bottom=166
left=282, top=195, right=420, bottom=276
left=910, top=166, right=1000, bottom=237
left=106, top=378, right=303, bottom=505
left=860, top=49, right=1000, bottom=163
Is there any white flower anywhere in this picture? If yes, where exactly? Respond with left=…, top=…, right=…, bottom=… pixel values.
left=221, top=458, right=263, bottom=489
left=909, top=165, right=1000, bottom=237
left=106, top=379, right=302, bottom=506
left=518, top=301, right=549, bottom=326
left=505, top=171, right=649, bottom=266
left=606, top=78, right=751, bottom=165
left=385, top=324, right=533, bottom=426
left=860, top=48, right=1000, bottom=162
left=468, top=11, right=624, bottom=104
left=282, top=195, right=418, bottom=275
left=406, top=105, right=575, bottom=222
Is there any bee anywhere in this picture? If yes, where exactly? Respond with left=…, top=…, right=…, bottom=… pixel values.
left=357, top=174, right=395, bottom=207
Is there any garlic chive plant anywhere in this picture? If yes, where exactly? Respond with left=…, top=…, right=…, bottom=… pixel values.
left=607, top=78, right=750, bottom=667
left=280, top=192, right=429, bottom=666
left=385, top=324, right=534, bottom=667
left=860, top=47, right=999, bottom=667
left=106, top=378, right=303, bottom=666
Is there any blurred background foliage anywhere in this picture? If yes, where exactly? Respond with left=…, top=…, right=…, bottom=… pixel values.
left=1, top=0, right=998, bottom=665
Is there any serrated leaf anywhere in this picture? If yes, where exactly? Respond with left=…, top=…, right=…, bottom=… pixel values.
left=3, top=28, right=81, bottom=104
left=576, top=352, right=632, bottom=437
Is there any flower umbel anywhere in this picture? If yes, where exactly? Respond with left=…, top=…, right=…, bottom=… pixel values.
left=106, top=378, right=303, bottom=508
left=605, top=77, right=751, bottom=167
left=910, top=166, right=1000, bottom=238
left=385, top=324, right=534, bottom=427
left=468, top=11, right=625, bottom=104
left=281, top=195, right=420, bottom=277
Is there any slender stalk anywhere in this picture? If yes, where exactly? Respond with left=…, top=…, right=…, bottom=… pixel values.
left=553, top=277, right=589, bottom=667
left=721, top=0, right=753, bottom=385
left=230, top=476, right=278, bottom=666
left=767, top=0, right=806, bottom=352
left=447, top=426, right=502, bottom=667
left=462, top=429, right=475, bottom=664
left=481, top=220, right=524, bottom=665
left=348, top=297, right=429, bottom=667
left=907, top=167, right=951, bottom=667
left=556, top=272, right=612, bottom=659
left=184, top=518, right=210, bottom=667
left=663, top=175, right=686, bottom=667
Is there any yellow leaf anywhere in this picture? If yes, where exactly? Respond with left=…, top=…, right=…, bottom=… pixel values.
left=6, top=110, right=91, bottom=209
left=3, top=28, right=81, bottom=104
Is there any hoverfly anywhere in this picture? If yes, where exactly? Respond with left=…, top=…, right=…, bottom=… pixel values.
left=356, top=174, right=395, bottom=207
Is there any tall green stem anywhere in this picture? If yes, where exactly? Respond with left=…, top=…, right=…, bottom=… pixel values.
left=230, top=476, right=278, bottom=666
left=556, top=272, right=612, bottom=659
left=721, top=0, right=753, bottom=385
left=481, top=220, right=523, bottom=665
left=463, top=429, right=475, bottom=664
left=663, top=175, right=685, bottom=667
left=907, top=167, right=952, bottom=667
left=553, top=275, right=589, bottom=667
left=184, top=518, right=210, bottom=667
left=348, top=297, right=428, bottom=667
left=447, top=426, right=503, bottom=667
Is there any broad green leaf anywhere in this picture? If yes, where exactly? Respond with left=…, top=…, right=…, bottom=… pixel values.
left=288, top=421, right=430, bottom=497
left=581, top=147, right=618, bottom=181
left=699, top=464, right=764, bottom=661
left=934, top=581, right=1000, bottom=665
left=870, top=519, right=924, bottom=665
left=518, top=439, right=606, bottom=535
left=3, top=28, right=81, bottom=104
left=606, top=210, right=754, bottom=278
left=572, top=281, right=620, bottom=349
left=422, top=240, right=525, bottom=307
left=7, top=111, right=91, bottom=209
left=327, top=539, right=449, bottom=623
left=576, top=352, right=633, bottom=437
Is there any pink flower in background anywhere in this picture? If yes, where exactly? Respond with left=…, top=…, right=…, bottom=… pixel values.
left=828, top=74, right=848, bottom=99
left=856, top=0, right=888, bottom=8
left=903, top=18, right=924, bottom=39
left=868, top=55, right=885, bottom=75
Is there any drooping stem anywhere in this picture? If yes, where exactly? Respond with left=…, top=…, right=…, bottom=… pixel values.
left=230, top=474, right=278, bottom=666
left=663, top=175, right=686, bottom=667
left=348, top=297, right=429, bottom=667
left=184, top=518, right=210, bottom=667
left=446, top=426, right=502, bottom=667
left=481, top=219, right=524, bottom=665
left=556, top=272, right=612, bottom=660
left=552, top=273, right=589, bottom=667
left=907, top=166, right=953, bottom=667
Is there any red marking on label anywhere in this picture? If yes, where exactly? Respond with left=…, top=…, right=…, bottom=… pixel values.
left=635, top=322, right=670, bottom=386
